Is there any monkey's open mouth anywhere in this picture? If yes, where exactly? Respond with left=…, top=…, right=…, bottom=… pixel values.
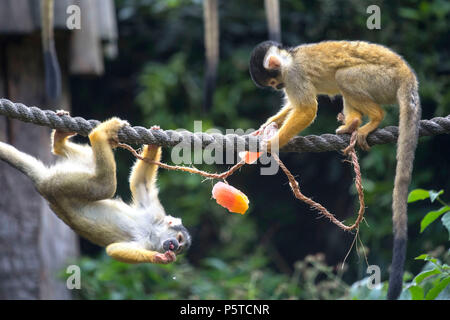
left=163, top=238, right=179, bottom=251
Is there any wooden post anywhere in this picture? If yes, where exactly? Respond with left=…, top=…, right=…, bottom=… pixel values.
left=0, top=35, right=79, bottom=299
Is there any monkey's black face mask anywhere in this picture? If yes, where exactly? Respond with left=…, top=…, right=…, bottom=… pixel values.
left=249, top=65, right=280, bottom=89
left=165, top=224, right=192, bottom=254
left=275, top=83, right=285, bottom=90
left=249, top=40, right=283, bottom=88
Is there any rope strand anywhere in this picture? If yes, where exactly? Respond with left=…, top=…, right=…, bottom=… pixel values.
left=118, top=142, right=246, bottom=180
left=272, top=131, right=365, bottom=232
left=2, top=98, right=449, bottom=153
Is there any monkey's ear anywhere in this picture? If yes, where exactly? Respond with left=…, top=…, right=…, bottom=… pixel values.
left=263, top=54, right=281, bottom=70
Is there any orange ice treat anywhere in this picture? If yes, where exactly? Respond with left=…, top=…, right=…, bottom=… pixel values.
left=212, top=182, right=249, bottom=214
left=238, top=151, right=262, bottom=164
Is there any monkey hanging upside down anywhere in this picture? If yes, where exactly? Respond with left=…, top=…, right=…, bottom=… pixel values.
left=0, top=117, right=191, bottom=264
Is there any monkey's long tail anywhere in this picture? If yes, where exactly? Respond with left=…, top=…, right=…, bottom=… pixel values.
left=0, top=142, right=48, bottom=185
left=387, top=77, right=421, bottom=300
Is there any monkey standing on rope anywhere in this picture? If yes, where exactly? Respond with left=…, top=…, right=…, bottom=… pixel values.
left=0, top=117, right=191, bottom=264
left=249, top=40, right=421, bottom=299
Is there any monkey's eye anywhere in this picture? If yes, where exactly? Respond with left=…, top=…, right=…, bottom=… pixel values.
left=269, top=79, right=277, bottom=86
left=177, top=234, right=184, bottom=243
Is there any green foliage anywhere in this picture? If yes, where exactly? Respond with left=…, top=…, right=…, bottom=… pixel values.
left=402, top=254, right=450, bottom=300
left=407, top=189, right=444, bottom=203
left=420, top=207, right=450, bottom=233
left=401, top=188, right=450, bottom=299
left=443, top=213, right=450, bottom=241
left=408, top=189, right=450, bottom=235
left=349, top=278, right=387, bottom=300
left=349, top=188, right=450, bottom=300
left=75, top=252, right=348, bottom=300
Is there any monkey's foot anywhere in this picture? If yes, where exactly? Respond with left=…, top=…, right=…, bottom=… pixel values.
left=337, top=112, right=345, bottom=124
left=56, top=109, right=70, bottom=117
left=142, top=144, right=162, bottom=161
left=335, top=118, right=360, bottom=135
left=356, top=132, right=370, bottom=151
left=143, top=126, right=161, bottom=156
left=53, top=110, right=77, bottom=138
left=336, top=125, right=354, bottom=134
left=90, top=118, right=129, bottom=148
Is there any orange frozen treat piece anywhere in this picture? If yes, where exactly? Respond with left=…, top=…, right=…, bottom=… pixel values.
left=212, top=182, right=249, bottom=214
left=239, top=151, right=262, bottom=164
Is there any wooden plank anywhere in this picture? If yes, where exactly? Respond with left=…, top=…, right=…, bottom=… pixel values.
left=95, top=0, right=118, bottom=40
left=69, top=0, right=104, bottom=75
left=0, top=0, right=86, bottom=34
left=0, top=0, right=35, bottom=34
left=0, top=0, right=118, bottom=73
left=95, top=0, right=118, bottom=58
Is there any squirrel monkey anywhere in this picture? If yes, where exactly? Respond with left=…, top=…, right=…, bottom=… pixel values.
left=249, top=40, right=421, bottom=299
left=0, top=117, right=191, bottom=264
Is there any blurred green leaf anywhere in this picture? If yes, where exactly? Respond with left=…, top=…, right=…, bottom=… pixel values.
left=203, top=258, right=229, bottom=272
left=420, top=206, right=450, bottom=233
left=408, top=189, right=431, bottom=203
left=409, top=285, right=424, bottom=300
left=398, top=7, right=420, bottom=20
left=429, top=190, right=444, bottom=203
left=425, top=277, right=450, bottom=300
left=442, top=212, right=450, bottom=240
left=413, top=268, right=441, bottom=285
left=415, top=254, right=429, bottom=261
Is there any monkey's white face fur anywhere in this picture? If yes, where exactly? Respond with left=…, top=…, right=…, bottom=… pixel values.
left=144, top=214, right=182, bottom=253
left=263, top=46, right=293, bottom=72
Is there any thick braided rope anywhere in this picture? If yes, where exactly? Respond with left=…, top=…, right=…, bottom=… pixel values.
left=1, top=98, right=449, bottom=153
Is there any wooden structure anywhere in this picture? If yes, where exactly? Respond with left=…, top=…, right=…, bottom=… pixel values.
left=0, top=0, right=117, bottom=299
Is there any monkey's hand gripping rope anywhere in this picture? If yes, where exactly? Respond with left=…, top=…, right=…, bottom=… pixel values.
left=2, top=98, right=450, bottom=231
